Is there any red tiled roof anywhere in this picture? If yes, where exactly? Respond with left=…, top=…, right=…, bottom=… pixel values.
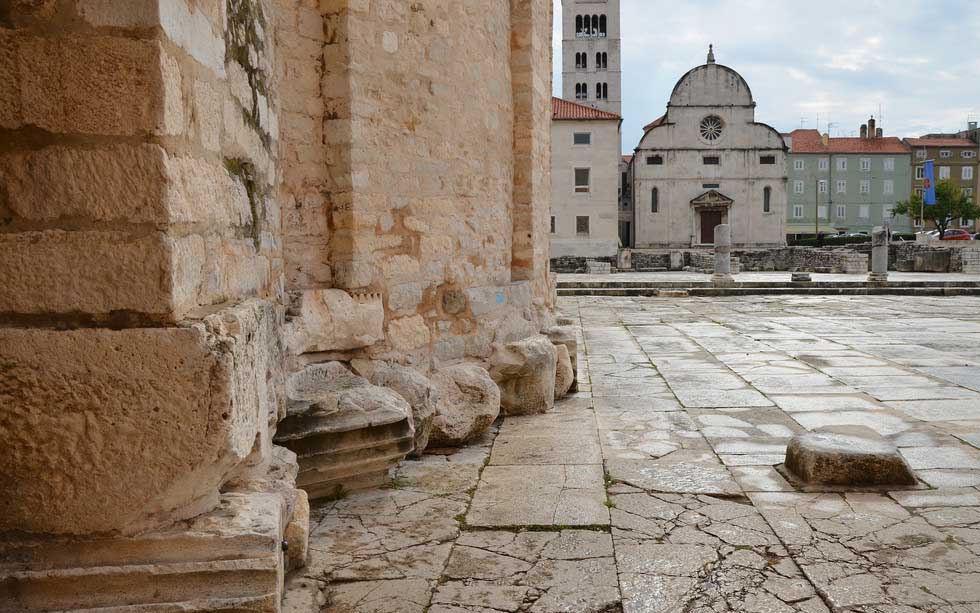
left=643, top=114, right=666, bottom=131
left=788, top=129, right=910, bottom=154
left=551, top=97, right=620, bottom=120
left=904, top=137, right=977, bottom=148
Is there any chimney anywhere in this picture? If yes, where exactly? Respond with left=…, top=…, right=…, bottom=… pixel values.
left=821, top=133, right=829, bottom=146
left=875, top=128, right=883, bottom=138
left=860, top=124, right=868, bottom=139
left=867, top=116, right=876, bottom=139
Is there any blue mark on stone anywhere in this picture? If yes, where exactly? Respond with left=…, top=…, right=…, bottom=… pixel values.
left=495, top=292, right=506, bottom=304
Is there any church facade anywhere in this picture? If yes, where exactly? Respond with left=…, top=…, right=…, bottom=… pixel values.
left=633, top=48, right=787, bottom=248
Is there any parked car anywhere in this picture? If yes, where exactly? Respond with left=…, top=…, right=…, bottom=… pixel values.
left=941, top=229, right=973, bottom=240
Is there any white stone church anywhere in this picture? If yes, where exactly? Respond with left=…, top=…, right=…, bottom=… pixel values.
left=633, top=47, right=788, bottom=248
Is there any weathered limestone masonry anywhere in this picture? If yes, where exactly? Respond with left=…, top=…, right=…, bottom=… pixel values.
left=0, top=0, right=560, bottom=611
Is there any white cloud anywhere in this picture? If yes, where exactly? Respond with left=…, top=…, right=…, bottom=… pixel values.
left=553, top=0, right=980, bottom=152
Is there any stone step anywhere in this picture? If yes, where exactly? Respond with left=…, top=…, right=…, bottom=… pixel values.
left=558, top=286, right=980, bottom=297
left=0, top=493, right=285, bottom=612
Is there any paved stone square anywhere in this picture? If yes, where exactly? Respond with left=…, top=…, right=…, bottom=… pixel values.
left=290, top=295, right=980, bottom=612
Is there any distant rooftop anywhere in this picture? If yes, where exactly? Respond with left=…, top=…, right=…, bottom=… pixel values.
left=904, top=137, right=977, bottom=148
left=551, top=97, right=620, bottom=121
left=788, top=129, right=910, bottom=154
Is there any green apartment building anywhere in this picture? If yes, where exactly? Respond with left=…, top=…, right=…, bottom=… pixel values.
left=785, top=119, right=913, bottom=238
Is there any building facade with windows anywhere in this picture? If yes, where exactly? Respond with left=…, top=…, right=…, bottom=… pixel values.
left=619, top=155, right=634, bottom=247
left=550, top=97, right=622, bottom=257
left=632, top=47, right=787, bottom=248
left=786, top=120, right=913, bottom=238
left=903, top=135, right=980, bottom=231
left=561, top=0, right=621, bottom=115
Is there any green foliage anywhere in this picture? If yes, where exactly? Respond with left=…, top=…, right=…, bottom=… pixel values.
left=892, top=179, right=980, bottom=239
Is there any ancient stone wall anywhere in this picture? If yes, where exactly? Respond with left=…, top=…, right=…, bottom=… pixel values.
left=2, top=2, right=555, bottom=609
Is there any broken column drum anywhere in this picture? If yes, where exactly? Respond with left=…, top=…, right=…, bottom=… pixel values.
left=712, top=224, right=734, bottom=285
left=869, top=226, right=889, bottom=284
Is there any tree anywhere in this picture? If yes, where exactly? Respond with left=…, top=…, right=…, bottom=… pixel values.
left=893, top=179, right=980, bottom=239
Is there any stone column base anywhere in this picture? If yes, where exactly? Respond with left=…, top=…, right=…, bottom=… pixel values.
left=0, top=488, right=303, bottom=612
left=711, top=273, right=735, bottom=287
left=868, top=272, right=889, bottom=285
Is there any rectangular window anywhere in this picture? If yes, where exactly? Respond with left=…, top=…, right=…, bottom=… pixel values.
left=884, top=206, right=893, bottom=219
left=702, top=183, right=720, bottom=189
left=939, top=166, right=950, bottom=179
left=860, top=180, right=870, bottom=194
left=940, top=150, right=952, bottom=158
left=793, top=180, right=804, bottom=194
left=859, top=205, right=870, bottom=219
left=703, top=156, right=720, bottom=165
left=576, top=216, right=590, bottom=235
left=963, top=151, right=977, bottom=159
left=818, top=180, right=827, bottom=194
left=574, top=168, right=590, bottom=193
left=573, top=132, right=591, bottom=145
left=819, top=158, right=829, bottom=170
left=884, top=158, right=895, bottom=171
left=836, top=205, right=846, bottom=219
left=837, top=158, right=847, bottom=171
left=915, top=166, right=925, bottom=179
left=961, top=218, right=972, bottom=227
left=793, top=204, right=804, bottom=218
left=550, top=216, right=556, bottom=234
left=818, top=205, right=828, bottom=219
left=650, top=188, right=659, bottom=213
left=860, top=158, right=871, bottom=172
left=760, top=155, right=776, bottom=165
left=915, top=188, right=925, bottom=197
left=916, top=149, right=927, bottom=159
left=965, top=188, right=975, bottom=197
left=883, top=180, right=894, bottom=195
left=794, top=159, right=805, bottom=170
left=963, top=166, right=974, bottom=180
left=646, top=155, right=663, bottom=165
left=836, top=179, right=847, bottom=194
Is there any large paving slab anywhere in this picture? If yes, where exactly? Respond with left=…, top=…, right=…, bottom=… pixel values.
left=286, top=294, right=980, bottom=612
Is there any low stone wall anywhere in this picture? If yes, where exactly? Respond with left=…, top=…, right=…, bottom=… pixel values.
left=550, top=255, right=617, bottom=273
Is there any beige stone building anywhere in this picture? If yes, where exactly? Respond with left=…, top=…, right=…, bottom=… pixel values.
left=633, top=47, right=788, bottom=248
left=550, top=98, right=622, bottom=258
left=0, top=1, right=562, bottom=610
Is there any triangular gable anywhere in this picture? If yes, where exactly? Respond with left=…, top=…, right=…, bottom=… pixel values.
left=690, top=190, right=733, bottom=207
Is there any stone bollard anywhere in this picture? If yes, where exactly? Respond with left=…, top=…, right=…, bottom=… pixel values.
left=868, top=226, right=889, bottom=284
left=711, top=224, right=734, bottom=286
left=617, top=248, right=632, bottom=271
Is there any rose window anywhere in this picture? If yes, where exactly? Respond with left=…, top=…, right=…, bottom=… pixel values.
left=699, top=116, right=724, bottom=141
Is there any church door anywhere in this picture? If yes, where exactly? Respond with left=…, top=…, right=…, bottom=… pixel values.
left=700, top=210, right=723, bottom=244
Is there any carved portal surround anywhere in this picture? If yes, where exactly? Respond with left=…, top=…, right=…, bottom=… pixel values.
left=690, top=190, right=733, bottom=246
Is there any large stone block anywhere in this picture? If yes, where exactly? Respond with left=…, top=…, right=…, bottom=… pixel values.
left=490, top=335, right=557, bottom=415
left=544, top=325, right=578, bottom=391
left=284, top=289, right=384, bottom=354
left=429, top=363, right=501, bottom=447
left=0, top=299, right=284, bottom=535
left=0, top=145, right=252, bottom=225
left=554, top=343, right=574, bottom=400
left=785, top=427, right=916, bottom=487
left=5, top=32, right=181, bottom=135
left=0, top=230, right=190, bottom=319
left=0, top=490, right=287, bottom=612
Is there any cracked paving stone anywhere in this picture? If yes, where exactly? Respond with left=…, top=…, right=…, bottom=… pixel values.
left=607, top=450, right=743, bottom=496
left=467, top=464, right=609, bottom=527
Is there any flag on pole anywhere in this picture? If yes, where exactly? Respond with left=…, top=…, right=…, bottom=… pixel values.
left=923, top=160, right=937, bottom=205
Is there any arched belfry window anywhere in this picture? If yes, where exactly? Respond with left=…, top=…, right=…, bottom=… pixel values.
left=575, top=15, right=583, bottom=34
left=581, top=53, right=586, bottom=69
left=599, top=15, right=607, bottom=36
left=763, top=186, right=772, bottom=213
left=651, top=187, right=659, bottom=213
left=595, top=52, right=602, bottom=70
left=596, top=83, right=602, bottom=99
left=591, top=14, right=598, bottom=35
left=602, top=83, right=608, bottom=99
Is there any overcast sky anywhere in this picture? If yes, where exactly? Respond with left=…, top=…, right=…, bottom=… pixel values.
left=552, top=0, right=980, bottom=153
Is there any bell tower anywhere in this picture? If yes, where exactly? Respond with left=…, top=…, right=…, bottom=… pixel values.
left=561, top=0, right=622, bottom=115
